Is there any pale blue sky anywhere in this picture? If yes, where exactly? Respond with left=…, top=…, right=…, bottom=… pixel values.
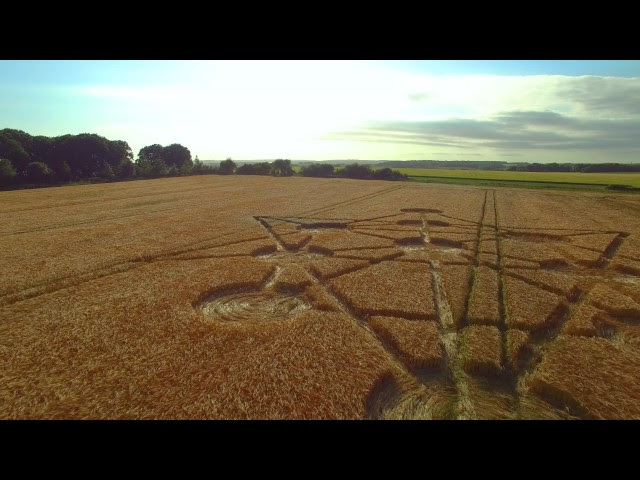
left=2, top=60, right=640, bottom=162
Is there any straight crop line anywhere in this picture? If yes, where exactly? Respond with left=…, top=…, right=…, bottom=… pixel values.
left=0, top=184, right=217, bottom=215
left=151, top=234, right=272, bottom=261
left=494, top=191, right=520, bottom=416
left=463, top=191, right=488, bottom=327
left=254, top=217, right=287, bottom=251
left=305, top=265, right=422, bottom=388
left=0, top=197, right=225, bottom=236
left=0, top=261, right=143, bottom=308
left=494, top=191, right=508, bottom=334
left=517, top=290, right=588, bottom=414
left=297, top=185, right=405, bottom=217
left=1, top=234, right=272, bottom=306
left=598, top=233, right=629, bottom=269
left=429, top=259, right=474, bottom=419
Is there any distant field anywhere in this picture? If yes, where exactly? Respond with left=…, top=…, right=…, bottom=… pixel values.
left=2, top=176, right=640, bottom=419
left=395, top=168, right=640, bottom=189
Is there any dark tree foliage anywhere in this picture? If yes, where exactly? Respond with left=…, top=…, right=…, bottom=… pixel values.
left=49, top=134, right=130, bottom=179
left=0, top=129, right=135, bottom=185
left=579, top=163, right=640, bottom=173
left=271, top=159, right=294, bottom=177
left=55, top=161, right=73, bottom=182
left=24, top=162, right=54, bottom=184
left=219, top=158, right=236, bottom=175
left=0, top=158, right=17, bottom=185
left=136, top=143, right=192, bottom=177
left=163, top=143, right=193, bottom=172
left=237, top=162, right=272, bottom=175
left=300, top=163, right=334, bottom=177
left=138, top=144, right=165, bottom=165
left=0, top=129, right=33, bottom=172
left=372, top=167, right=407, bottom=181
left=337, top=163, right=374, bottom=179
left=507, top=162, right=640, bottom=173
left=334, top=163, right=406, bottom=181
left=118, top=160, right=136, bottom=179
left=136, top=144, right=166, bottom=177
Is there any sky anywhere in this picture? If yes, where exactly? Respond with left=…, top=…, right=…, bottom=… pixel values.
left=1, top=60, right=640, bottom=163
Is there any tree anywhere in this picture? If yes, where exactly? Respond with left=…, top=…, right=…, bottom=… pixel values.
left=137, top=144, right=167, bottom=177
left=54, top=161, right=73, bottom=182
left=24, top=162, right=54, bottom=184
left=271, top=159, right=294, bottom=177
left=163, top=144, right=192, bottom=171
left=48, top=133, right=124, bottom=179
left=138, top=144, right=164, bottom=164
left=301, top=163, right=334, bottom=177
left=219, top=158, right=236, bottom=175
left=338, top=163, right=373, bottom=179
left=98, top=162, right=115, bottom=180
left=237, top=162, right=272, bottom=175
left=193, top=156, right=204, bottom=174
left=373, top=167, right=407, bottom=181
left=0, top=158, right=17, bottom=185
left=0, top=130, right=32, bottom=172
left=108, top=140, right=134, bottom=175
left=118, top=159, right=136, bottom=179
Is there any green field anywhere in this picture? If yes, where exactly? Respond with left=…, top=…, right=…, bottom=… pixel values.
left=394, top=168, right=640, bottom=191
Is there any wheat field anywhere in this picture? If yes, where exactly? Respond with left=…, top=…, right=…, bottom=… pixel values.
left=1, top=175, right=640, bottom=419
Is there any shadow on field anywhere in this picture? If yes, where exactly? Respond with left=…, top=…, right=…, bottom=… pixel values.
left=365, top=372, right=403, bottom=419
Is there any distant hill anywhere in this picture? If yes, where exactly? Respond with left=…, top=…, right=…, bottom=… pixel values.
left=295, top=160, right=507, bottom=169
left=377, top=160, right=507, bottom=170
left=202, top=159, right=640, bottom=173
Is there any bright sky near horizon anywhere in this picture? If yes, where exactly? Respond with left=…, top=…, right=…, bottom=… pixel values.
left=1, top=60, right=640, bottom=163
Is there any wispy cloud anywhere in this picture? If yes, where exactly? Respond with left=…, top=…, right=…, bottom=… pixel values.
left=326, top=74, right=640, bottom=159
left=556, top=76, right=640, bottom=116
left=330, top=111, right=640, bottom=152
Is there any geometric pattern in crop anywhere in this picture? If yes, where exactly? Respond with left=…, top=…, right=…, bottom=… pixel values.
left=332, top=247, right=404, bottom=262
left=504, top=276, right=567, bottom=331
left=459, top=325, right=503, bottom=376
left=528, top=336, right=640, bottom=419
left=242, top=200, right=639, bottom=419
left=4, top=177, right=640, bottom=420
left=369, top=316, right=443, bottom=370
left=329, top=261, right=437, bottom=320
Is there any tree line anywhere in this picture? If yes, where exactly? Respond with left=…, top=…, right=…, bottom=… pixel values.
left=506, top=162, right=640, bottom=173
left=0, top=129, right=407, bottom=188
left=0, top=129, right=136, bottom=186
left=215, top=159, right=407, bottom=180
left=300, top=162, right=407, bottom=180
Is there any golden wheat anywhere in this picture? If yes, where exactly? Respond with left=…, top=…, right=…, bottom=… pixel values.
left=505, top=276, right=566, bottom=331
left=467, top=266, right=500, bottom=326
left=587, top=284, right=640, bottom=317
left=459, top=325, right=502, bottom=375
left=309, top=257, right=370, bottom=280
left=439, top=264, right=472, bottom=328
left=2, top=176, right=640, bottom=419
left=529, top=336, right=640, bottom=419
left=505, top=329, right=530, bottom=369
left=333, top=248, right=403, bottom=262
left=329, top=261, right=437, bottom=320
left=274, top=265, right=314, bottom=293
left=369, top=316, right=443, bottom=370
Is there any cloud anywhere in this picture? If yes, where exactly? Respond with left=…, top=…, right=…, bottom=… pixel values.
left=556, top=76, right=640, bottom=116
left=330, top=110, right=640, bottom=152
